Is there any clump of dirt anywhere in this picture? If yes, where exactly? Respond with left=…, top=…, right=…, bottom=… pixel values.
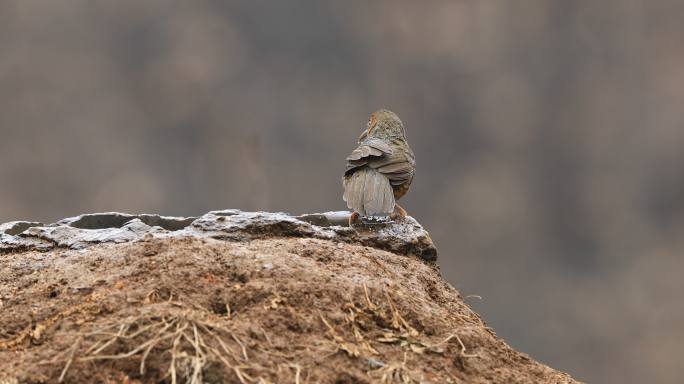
left=0, top=236, right=578, bottom=383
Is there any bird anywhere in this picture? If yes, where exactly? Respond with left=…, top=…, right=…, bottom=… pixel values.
left=343, top=109, right=416, bottom=226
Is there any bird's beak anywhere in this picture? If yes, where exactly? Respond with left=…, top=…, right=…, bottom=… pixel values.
left=358, top=128, right=368, bottom=142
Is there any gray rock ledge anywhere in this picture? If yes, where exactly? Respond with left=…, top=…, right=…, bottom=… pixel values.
left=0, top=210, right=437, bottom=261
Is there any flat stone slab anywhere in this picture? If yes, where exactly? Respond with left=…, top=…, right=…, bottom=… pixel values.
left=0, top=210, right=437, bottom=261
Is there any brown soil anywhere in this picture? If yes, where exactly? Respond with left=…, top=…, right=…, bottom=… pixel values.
left=0, top=236, right=578, bottom=383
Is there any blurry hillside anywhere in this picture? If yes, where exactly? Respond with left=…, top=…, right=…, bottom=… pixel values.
left=1, top=1, right=683, bottom=383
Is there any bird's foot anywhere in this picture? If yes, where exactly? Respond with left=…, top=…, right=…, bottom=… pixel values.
left=390, top=204, right=408, bottom=221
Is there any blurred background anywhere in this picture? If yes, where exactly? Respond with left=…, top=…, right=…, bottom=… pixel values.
left=1, top=1, right=683, bottom=382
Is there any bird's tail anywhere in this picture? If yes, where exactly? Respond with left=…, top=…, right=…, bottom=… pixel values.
left=343, top=167, right=395, bottom=217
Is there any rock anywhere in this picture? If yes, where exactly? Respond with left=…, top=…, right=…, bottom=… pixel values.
left=57, top=212, right=195, bottom=231
left=0, top=210, right=437, bottom=261
left=0, top=221, right=42, bottom=236
left=0, top=221, right=579, bottom=383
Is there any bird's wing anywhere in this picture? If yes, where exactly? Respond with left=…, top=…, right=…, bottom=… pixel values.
left=345, top=138, right=394, bottom=175
left=346, top=138, right=393, bottom=161
left=345, top=140, right=414, bottom=186
left=367, top=148, right=415, bottom=186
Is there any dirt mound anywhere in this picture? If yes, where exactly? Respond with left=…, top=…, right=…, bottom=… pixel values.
left=0, top=211, right=577, bottom=383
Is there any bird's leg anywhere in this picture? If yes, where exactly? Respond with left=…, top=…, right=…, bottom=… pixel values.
left=390, top=204, right=408, bottom=221
left=349, top=211, right=361, bottom=227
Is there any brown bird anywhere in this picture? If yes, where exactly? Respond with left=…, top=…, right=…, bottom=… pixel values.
left=343, top=109, right=416, bottom=225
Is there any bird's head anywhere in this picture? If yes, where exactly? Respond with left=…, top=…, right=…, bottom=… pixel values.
left=358, top=109, right=406, bottom=142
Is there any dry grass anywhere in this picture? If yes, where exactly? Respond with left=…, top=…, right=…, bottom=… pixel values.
left=50, top=285, right=480, bottom=384
left=318, top=285, right=480, bottom=383
left=57, top=310, right=254, bottom=384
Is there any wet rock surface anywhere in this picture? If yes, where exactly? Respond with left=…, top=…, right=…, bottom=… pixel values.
left=1, top=210, right=437, bottom=261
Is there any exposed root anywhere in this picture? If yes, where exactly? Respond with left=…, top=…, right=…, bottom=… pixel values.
left=373, top=352, right=423, bottom=384
left=320, top=312, right=362, bottom=357
left=383, top=289, right=417, bottom=336
left=57, top=311, right=257, bottom=383
left=286, top=364, right=302, bottom=384
left=58, top=337, right=82, bottom=382
left=363, top=284, right=377, bottom=311
left=318, top=285, right=481, bottom=383
left=431, top=332, right=479, bottom=358
left=42, top=274, right=480, bottom=384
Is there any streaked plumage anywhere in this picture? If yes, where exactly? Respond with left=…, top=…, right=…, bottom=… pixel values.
left=343, top=110, right=415, bottom=220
